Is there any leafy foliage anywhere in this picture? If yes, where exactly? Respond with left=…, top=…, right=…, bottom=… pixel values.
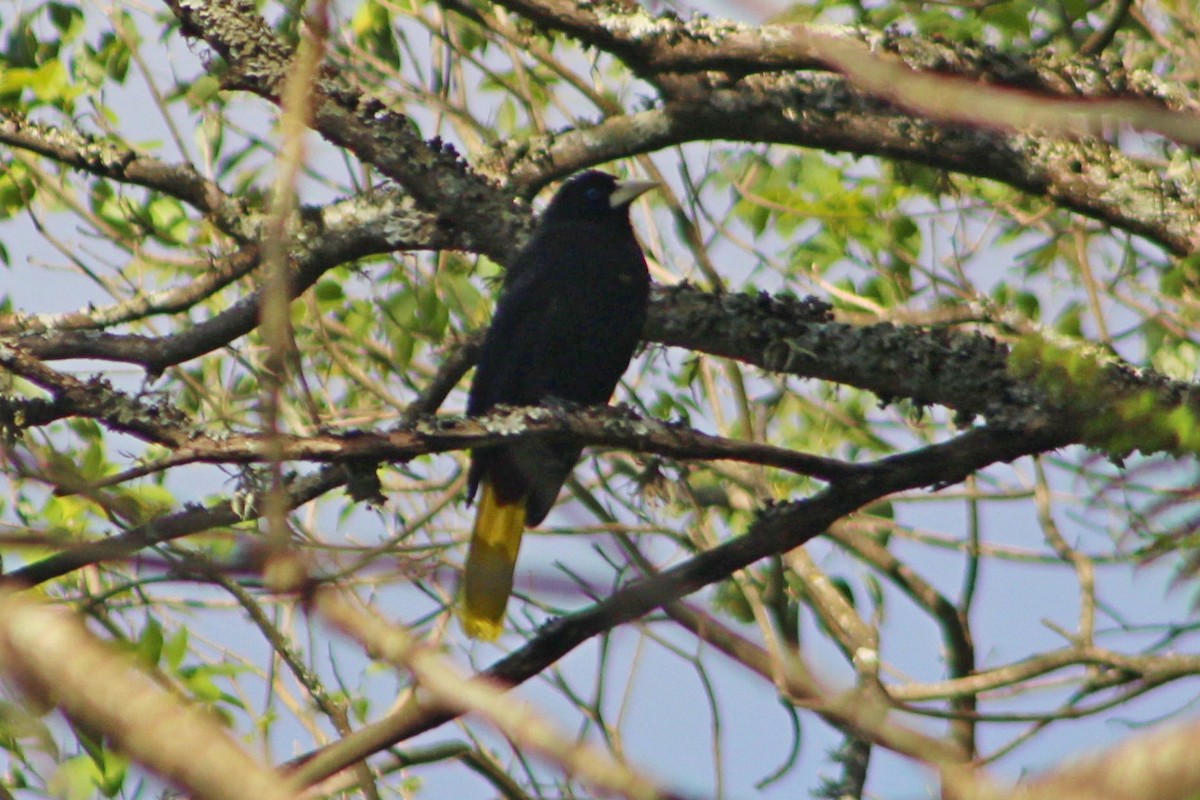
left=2, top=0, right=1200, bottom=798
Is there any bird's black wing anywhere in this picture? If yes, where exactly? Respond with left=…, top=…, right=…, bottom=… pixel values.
left=468, top=221, right=647, bottom=413
left=466, top=220, right=649, bottom=523
left=467, top=233, right=574, bottom=415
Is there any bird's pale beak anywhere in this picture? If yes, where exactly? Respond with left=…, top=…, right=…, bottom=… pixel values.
left=609, top=179, right=659, bottom=208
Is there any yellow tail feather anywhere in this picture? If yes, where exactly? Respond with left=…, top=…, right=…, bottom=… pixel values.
left=461, top=483, right=527, bottom=640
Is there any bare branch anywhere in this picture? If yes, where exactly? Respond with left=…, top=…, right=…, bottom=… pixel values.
left=0, top=108, right=255, bottom=241
left=315, top=589, right=681, bottom=800
left=74, top=405, right=860, bottom=488
left=0, top=340, right=494, bottom=588
left=289, top=425, right=1062, bottom=784
left=0, top=245, right=262, bottom=334
left=10, top=190, right=447, bottom=373
left=0, top=466, right=347, bottom=588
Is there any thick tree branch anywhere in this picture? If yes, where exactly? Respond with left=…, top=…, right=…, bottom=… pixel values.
left=10, top=286, right=1200, bottom=462
left=500, top=89, right=1200, bottom=256
left=163, top=0, right=531, bottom=262
left=0, top=344, right=195, bottom=447
left=483, top=0, right=1190, bottom=111
left=648, top=285, right=1200, bottom=448
left=164, top=0, right=1200, bottom=259
left=0, top=591, right=303, bottom=800
left=485, top=1, right=1198, bottom=145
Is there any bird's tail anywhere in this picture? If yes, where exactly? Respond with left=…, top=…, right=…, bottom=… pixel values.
left=461, top=481, right=527, bottom=640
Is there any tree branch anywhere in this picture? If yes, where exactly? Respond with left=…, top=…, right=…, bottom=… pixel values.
left=648, top=285, right=1200, bottom=451
left=11, top=285, right=1200, bottom=462
left=290, top=425, right=1062, bottom=784
left=500, top=90, right=1200, bottom=256
left=10, top=190, right=447, bottom=372
left=72, top=405, right=860, bottom=489
left=163, top=0, right=532, bottom=262
left=0, top=245, right=262, bottom=334
left=0, top=108, right=256, bottom=241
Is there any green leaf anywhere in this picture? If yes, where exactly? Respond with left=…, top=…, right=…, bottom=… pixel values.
left=1055, top=302, right=1083, bottom=337
left=28, top=59, right=72, bottom=103
left=186, top=74, right=221, bottom=108
left=982, top=1, right=1032, bottom=36
left=713, top=578, right=755, bottom=623
left=315, top=279, right=345, bottom=302
left=350, top=0, right=401, bottom=67
left=1013, top=291, right=1040, bottom=319
left=50, top=747, right=127, bottom=800
left=178, top=664, right=248, bottom=710
left=437, top=270, right=484, bottom=326
left=136, top=618, right=164, bottom=667
left=47, top=3, right=85, bottom=39
left=162, top=626, right=189, bottom=671
left=49, top=755, right=96, bottom=800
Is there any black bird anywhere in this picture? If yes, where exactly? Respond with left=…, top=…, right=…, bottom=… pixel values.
left=462, top=170, right=657, bottom=640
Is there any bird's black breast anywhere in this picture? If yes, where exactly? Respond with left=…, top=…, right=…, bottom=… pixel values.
left=468, top=218, right=649, bottom=415
left=467, top=215, right=650, bottom=520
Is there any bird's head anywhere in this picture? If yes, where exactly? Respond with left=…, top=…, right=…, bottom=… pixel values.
left=541, top=170, right=658, bottom=224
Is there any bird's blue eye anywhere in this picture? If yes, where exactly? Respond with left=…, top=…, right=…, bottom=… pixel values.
left=585, top=186, right=607, bottom=206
